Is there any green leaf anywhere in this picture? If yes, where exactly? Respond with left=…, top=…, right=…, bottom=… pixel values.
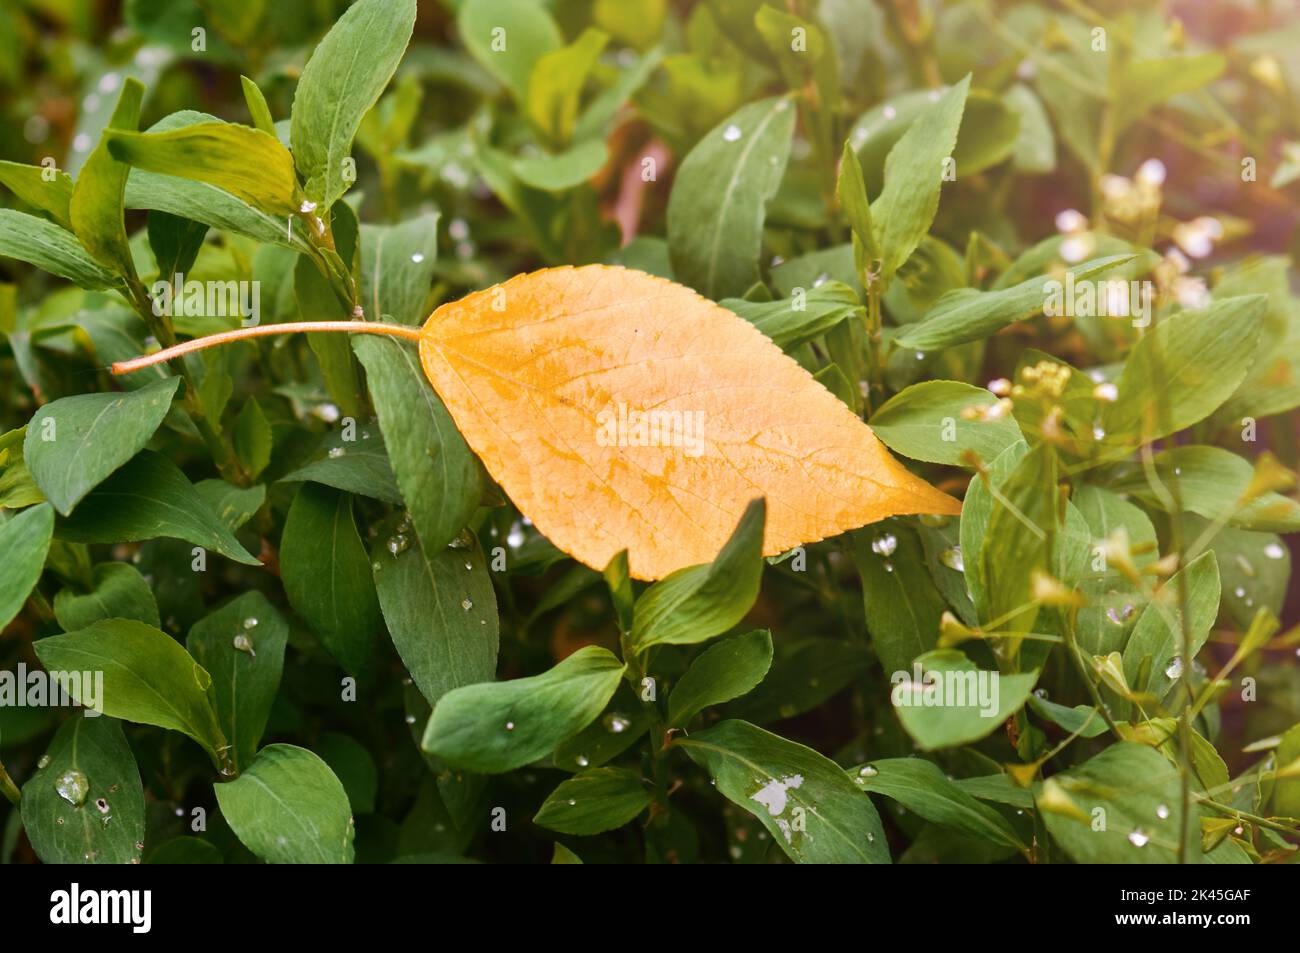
left=667, top=96, right=796, bottom=300
left=69, top=77, right=144, bottom=280
left=895, top=254, right=1139, bottom=351
left=24, top=377, right=181, bottom=515
left=667, top=629, right=773, bottom=727
left=527, top=28, right=608, bottom=147
left=572, top=46, right=663, bottom=142
left=1028, top=696, right=1109, bottom=738
left=0, top=502, right=54, bottom=633
left=1038, top=742, right=1186, bottom=863
left=511, top=138, right=609, bottom=192
left=1108, top=446, right=1300, bottom=533
left=422, top=645, right=625, bottom=773
left=1004, top=84, right=1055, bottom=174
left=852, top=523, right=947, bottom=675
left=1272, top=723, right=1300, bottom=819
left=721, top=281, right=861, bottom=351
left=33, top=619, right=226, bottom=760
left=214, top=744, right=354, bottom=864
left=53, top=561, right=160, bottom=630
left=107, top=122, right=299, bottom=216
left=0, top=210, right=121, bottom=290
left=870, top=76, right=969, bottom=286
left=125, top=113, right=312, bottom=253
left=850, top=86, right=1020, bottom=195
left=1102, top=296, right=1267, bottom=446
left=1113, top=53, right=1226, bottom=134
left=836, top=140, right=878, bottom=272
left=959, top=439, right=1026, bottom=615
left=315, top=731, right=378, bottom=814
left=0, top=159, right=74, bottom=229
left=869, top=380, right=1022, bottom=466
left=54, top=450, right=261, bottom=566
left=231, top=399, right=272, bottom=480
left=372, top=526, right=499, bottom=709
left=458, top=0, right=562, bottom=103
left=1188, top=517, right=1289, bottom=631
left=534, top=767, right=651, bottom=835
left=147, top=210, right=208, bottom=280
left=291, top=0, right=418, bottom=208
left=20, top=715, right=145, bottom=865
left=892, top=650, right=1038, bottom=751
left=677, top=719, right=890, bottom=863
left=240, top=74, right=276, bottom=136
left=280, top=484, right=380, bottom=676
left=727, top=639, right=871, bottom=724
left=978, top=442, right=1058, bottom=632
left=358, top=212, right=440, bottom=326
left=1073, top=484, right=1157, bottom=656
left=1122, top=551, right=1219, bottom=702
left=629, top=498, right=764, bottom=651
left=353, top=335, right=481, bottom=552
left=186, top=592, right=288, bottom=774
left=849, top=757, right=1025, bottom=850
left=279, top=421, right=402, bottom=504
left=551, top=843, right=583, bottom=864
left=195, top=478, right=266, bottom=531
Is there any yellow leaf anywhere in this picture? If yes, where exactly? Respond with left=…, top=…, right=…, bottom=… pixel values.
left=418, top=266, right=960, bottom=579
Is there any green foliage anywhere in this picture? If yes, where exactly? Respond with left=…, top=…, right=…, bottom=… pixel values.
left=1, top=0, right=1298, bottom=869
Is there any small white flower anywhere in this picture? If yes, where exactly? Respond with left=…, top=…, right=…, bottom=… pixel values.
left=1055, top=208, right=1087, bottom=233
left=1136, top=158, right=1167, bottom=188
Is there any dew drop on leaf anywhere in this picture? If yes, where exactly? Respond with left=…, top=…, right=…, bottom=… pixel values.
left=722, top=124, right=742, bottom=142
left=1156, top=804, right=1170, bottom=820
left=55, top=770, right=89, bottom=806
left=327, top=446, right=345, bottom=458
left=871, top=533, right=897, bottom=557
left=1264, top=542, right=1286, bottom=560
left=1127, top=829, right=1149, bottom=847
left=1164, top=656, right=1184, bottom=680
left=939, top=546, right=964, bottom=572
left=461, top=597, right=473, bottom=611
left=603, top=713, right=631, bottom=734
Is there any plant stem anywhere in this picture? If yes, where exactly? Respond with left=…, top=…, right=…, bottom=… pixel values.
left=111, top=321, right=423, bottom=376
left=0, top=760, right=21, bottom=807
left=122, top=278, right=247, bottom=483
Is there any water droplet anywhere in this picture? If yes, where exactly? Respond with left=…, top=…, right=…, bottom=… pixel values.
left=567, top=799, right=577, bottom=806
left=505, top=721, right=515, bottom=731
left=1233, top=586, right=1247, bottom=599
left=233, top=634, right=256, bottom=657
left=603, top=713, right=631, bottom=734
left=243, top=617, right=258, bottom=629
left=1164, top=655, right=1184, bottom=680
left=939, top=546, right=964, bottom=572
left=1156, top=804, right=1170, bottom=820
left=448, top=529, right=474, bottom=550
left=871, top=533, right=897, bottom=558
left=1093, top=426, right=1106, bottom=440
left=410, top=252, right=425, bottom=263
left=37, top=754, right=51, bottom=769
left=1034, top=687, right=1049, bottom=699
left=464, top=562, right=473, bottom=571
left=575, top=755, right=590, bottom=767
left=327, top=446, right=345, bottom=459
left=866, top=831, right=875, bottom=843
left=883, top=561, right=894, bottom=573
left=56, top=770, right=89, bottom=806
left=387, top=534, right=410, bottom=556
left=858, top=765, right=878, bottom=779
left=1264, top=542, right=1286, bottom=560
left=722, top=124, right=743, bottom=142
left=135, top=841, right=144, bottom=851
left=883, top=105, right=898, bottom=120
left=461, top=597, right=474, bottom=611
left=404, top=714, right=416, bottom=725
left=1127, top=829, right=1149, bottom=848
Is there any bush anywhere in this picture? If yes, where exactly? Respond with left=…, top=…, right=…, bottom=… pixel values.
left=1, top=0, right=1298, bottom=866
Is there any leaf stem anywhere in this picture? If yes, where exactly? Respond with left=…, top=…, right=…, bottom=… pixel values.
left=111, top=321, right=424, bottom=376
left=0, top=760, right=20, bottom=807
